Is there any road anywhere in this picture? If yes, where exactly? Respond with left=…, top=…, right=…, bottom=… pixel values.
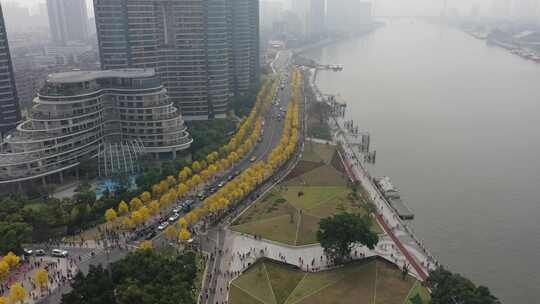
left=199, top=50, right=303, bottom=304
left=151, top=50, right=294, bottom=249
left=31, top=50, right=295, bottom=304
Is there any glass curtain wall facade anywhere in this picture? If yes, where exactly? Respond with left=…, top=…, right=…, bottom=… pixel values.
left=94, top=0, right=231, bottom=119
left=0, top=4, right=22, bottom=134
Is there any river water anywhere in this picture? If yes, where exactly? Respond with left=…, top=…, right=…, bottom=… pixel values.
left=304, top=19, right=540, bottom=303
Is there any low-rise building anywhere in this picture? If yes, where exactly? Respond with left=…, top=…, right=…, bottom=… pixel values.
left=0, top=68, right=192, bottom=187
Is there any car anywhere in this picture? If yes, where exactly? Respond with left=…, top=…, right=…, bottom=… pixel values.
left=34, top=249, right=45, bottom=256
left=23, top=249, right=33, bottom=256
left=182, top=204, right=192, bottom=213
left=172, top=207, right=181, bottom=214
left=51, top=249, right=68, bottom=257
left=250, top=156, right=257, bottom=162
left=157, top=222, right=169, bottom=231
left=168, top=213, right=180, bottom=223
left=227, top=175, right=234, bottom=181
left=218, top=182, right=225, bottom=188
left=197, top=191, right=206, bottom=199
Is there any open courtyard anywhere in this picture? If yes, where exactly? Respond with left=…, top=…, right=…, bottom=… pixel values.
left=229, top=257, right=430, bottom=304
left=231, top=142, right=382, bottom=246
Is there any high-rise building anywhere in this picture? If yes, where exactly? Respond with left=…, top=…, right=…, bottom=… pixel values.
left=0, top=69, right=192, bottom=186
left=309, top=0, right=326, bottom=37
left=47, top=0, right=89, bottom=44
left=260, top=0, right=284, bottom=31
left=228, top=0, right=260, bottom=95
left=94, top=0, right=235, bottom=120
left=327, top=0, right=372, bottom=33
left=0, top=4, right=22, bottom=134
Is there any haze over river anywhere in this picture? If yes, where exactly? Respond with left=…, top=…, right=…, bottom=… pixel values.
left=304, top=19, right=540, bottom=303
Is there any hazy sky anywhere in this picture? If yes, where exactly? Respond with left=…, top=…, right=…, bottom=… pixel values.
left=264, top=0, right=498, bottom=16
left=7, top=0, right=529, bottom=18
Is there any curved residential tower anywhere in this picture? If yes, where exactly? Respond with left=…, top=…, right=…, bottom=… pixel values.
left=0, top=69, right=192, bottom=186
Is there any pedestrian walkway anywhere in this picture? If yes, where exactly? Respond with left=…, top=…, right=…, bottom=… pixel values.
left=333, top=115, right=438, bottom=280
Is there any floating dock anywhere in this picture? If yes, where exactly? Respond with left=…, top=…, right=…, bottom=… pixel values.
left=374, top=177, right=415, bottom=220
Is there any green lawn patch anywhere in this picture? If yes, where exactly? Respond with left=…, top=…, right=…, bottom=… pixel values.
left=232, top=262, right=277, bottom=304
left=229, top=284, right=265, bottom=304
left=284, top=161, right=324, bottom=181
left=284, top=270, right=345, bottom=304
left=231, top=259, right=419, bottom=304
left=265, top=261, right=305, bottom=304
left=374, top=260, right=416, bottom=304
left=296, top=261, right=376, bottom=304
left=303, top=142, right=336, bottom=163
left=233, top=192, right=297, bottom=225
left=295, top=213, right=321, bottom=245
left=281, top=186, right=349, bottom=210
left=232, top=214, right=299, bottom=245
left=285, top=165, right=348, bottom=187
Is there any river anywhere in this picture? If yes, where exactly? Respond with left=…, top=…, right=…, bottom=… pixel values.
left=304, top=19, right=540, bottom=303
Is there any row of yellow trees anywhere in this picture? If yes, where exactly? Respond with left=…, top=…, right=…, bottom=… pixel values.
left=176, top=68, right=302, bottom=231
left=0, top=255, right=48, bottom=304
left=104, top=77, right=281, bottom=236
left=0, top=252, right=20, bottom=280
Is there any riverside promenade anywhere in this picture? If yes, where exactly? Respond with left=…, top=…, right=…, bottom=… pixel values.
left=308, top=67, right=439, bottom=280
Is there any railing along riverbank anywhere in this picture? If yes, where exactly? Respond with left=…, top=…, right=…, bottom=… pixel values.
left=307, top=66, right=442, bottom=280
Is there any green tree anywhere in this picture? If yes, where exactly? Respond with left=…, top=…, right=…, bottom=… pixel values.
left=427, top=267, right=500, bottom=304
left=317, top=212, right=378, bottom=264
left=62, top=250, right=198, bottom=304
left=61, top=265, right=115, bottom=304
left=0, top=222, right=32, bottom=255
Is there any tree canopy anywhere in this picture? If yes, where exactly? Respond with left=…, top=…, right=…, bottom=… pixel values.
left=61, top=250, right=198, bottom=304
left=427, top=267, right=500, bottom=304
left=317, top=212, right=379, bottom=263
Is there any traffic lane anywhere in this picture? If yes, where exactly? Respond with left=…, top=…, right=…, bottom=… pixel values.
left=23, top=245, right=94, bottom=260
left=150, top=66, right=294, bottom=245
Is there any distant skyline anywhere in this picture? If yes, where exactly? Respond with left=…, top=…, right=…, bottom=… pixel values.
left=0, top=0, right=93, bottom=16
left=261, top=0, right=540, bottom=19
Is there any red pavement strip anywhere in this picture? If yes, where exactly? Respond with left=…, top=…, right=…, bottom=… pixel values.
left=338, top=149, right=428, bottom=281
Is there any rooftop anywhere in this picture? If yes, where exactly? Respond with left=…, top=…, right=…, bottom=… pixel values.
left=46, top=68, right=156, bottom=84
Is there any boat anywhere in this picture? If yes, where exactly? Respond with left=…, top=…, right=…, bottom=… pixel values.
left=374, top=176, right=415, bottom=220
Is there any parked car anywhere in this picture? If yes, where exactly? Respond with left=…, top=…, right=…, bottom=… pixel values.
left=218, top=182, right=225, bottom=188
left=51, top=249, right=68, bottom=257
left=250, top=156, right=257, bottom=162
left=34, top=249, right=45, bottom=256
left=23, top=249, right=33, bottom=256
left=157, top=222, right=169, bottom=231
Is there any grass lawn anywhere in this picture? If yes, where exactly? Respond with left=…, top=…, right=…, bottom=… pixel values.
left=295, top=213, right=321, bottom=245
left=230, top=141, right=383, bottom=245
left=232, top=214, right=299, bottom=245
left=303, top=142, right=336, bottom=163
left=284, top=161, right=324, bottom=181
left=230, top=258, right=421, bottom=304
left=231, top=182, right=382, bottom=245
left=280, top=186, right=349, bottom=210
left=374, top=260, right=416, bottom=304
left=284, top=165, right=348, bottom=187
left=232, top=262, right=277, bottom=304
left=233, top=192, right=297, bottom=226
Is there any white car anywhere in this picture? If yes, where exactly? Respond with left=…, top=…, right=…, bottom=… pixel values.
left=51, top=249, right=68, bottom=257
left=157, top=222, right=169, bottom=231
left=168, top=213, right=180, bottom=223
